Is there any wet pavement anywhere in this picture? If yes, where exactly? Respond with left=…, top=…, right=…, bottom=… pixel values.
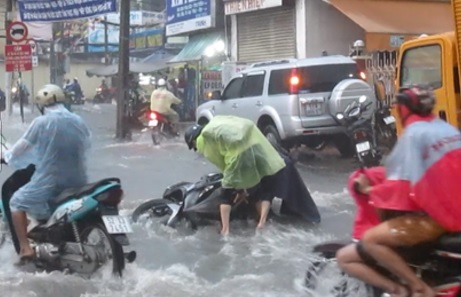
left=0, top=104, right=361, bottom=297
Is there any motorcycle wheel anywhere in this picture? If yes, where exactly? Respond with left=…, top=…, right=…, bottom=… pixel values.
left=0, top=216, right=8, bottom=247
left=79, top=222, right=125, bottom=276
left=131, top=199, right=175, bottom=223
left=151, top=128, right=161, bottom=145
left=304, top=257, right=374, bottom=296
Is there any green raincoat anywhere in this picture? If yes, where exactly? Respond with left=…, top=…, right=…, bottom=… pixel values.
left=196, top=115, right=285, bottom=189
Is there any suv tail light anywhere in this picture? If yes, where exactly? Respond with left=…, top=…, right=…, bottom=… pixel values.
left=289, top=68, right=300, bottom=94
left=359, top=71, right=367, bottom=80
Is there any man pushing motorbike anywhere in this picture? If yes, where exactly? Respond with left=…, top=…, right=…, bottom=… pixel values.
left=336, top=85, right=461, bottom=297
left=184, top=115, right=321, bottom=235
left=2, top=84, right=91, bottom=264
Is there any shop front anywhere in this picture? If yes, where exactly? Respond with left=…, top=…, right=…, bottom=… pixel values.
left=225, top=0, right=296, bottom=63
left=326, top=0, right=453, bottom=104
left=165, top=0, right=225, bottom=121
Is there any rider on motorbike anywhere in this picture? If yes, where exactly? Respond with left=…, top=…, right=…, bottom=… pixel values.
left=3, top=84, right=91, bottom=264
left=184, top=115, right=286, bottom=235
left=150, top=78, right=182, bottom=135
left=336, top=85, right=461, bottom=297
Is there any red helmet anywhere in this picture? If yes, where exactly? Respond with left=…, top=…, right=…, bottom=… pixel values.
left=395, top=85, right=435, bottom=116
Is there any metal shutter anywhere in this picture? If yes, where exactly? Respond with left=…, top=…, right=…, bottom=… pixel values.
left=237, top=7, right=296, bottom=63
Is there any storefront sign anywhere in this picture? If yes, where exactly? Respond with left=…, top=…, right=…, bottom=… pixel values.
left=129, top=29, right=164, bottom=50
left=166, top=0, right=213, bottom=36
left=17, top=0, right=116, bottom=22
left=390, top=35, right=405, bottom=48
left=224, top=0, right=282, bottom=15
left=203, top=71, right=223, bottom=94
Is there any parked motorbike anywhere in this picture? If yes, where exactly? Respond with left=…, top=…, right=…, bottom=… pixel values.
left=0, top=162, right=136, bottom=276
left=335, top=95, right=396, bottom=167
left=145, top=110, right=179, bottom=145
left=304, top=236, right=461, bottom=297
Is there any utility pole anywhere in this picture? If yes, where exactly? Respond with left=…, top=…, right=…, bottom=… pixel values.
left=116, top=0, right=130, bottom=139
left=5, top=0, right=13, bottom=117
left=104, top=16, right=110, bottom=65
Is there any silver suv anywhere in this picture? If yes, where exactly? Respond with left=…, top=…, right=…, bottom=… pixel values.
left=196, top=56, right=376, bottom=156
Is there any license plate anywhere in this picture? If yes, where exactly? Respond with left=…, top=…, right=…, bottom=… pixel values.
left=102, top=215, right=133, bottom=234
left=148, top=120, right=158, bottom=127
left=356, top=141, right=371, bottom=153
left=305, top=101, right=323, bottom=116
left=383, top=116, right=396, bottom=125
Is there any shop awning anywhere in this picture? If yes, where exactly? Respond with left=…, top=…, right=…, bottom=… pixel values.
left=86, top=60, right=170, bottom=77
left=328, top=0, right=453, bottom=35
left=168, top=32, right=224, bottom=64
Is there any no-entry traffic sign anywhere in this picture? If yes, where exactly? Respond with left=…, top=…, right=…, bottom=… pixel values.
left=6, top=21, right=28, bottom=43
left=4, top=44, right=32, bottom=72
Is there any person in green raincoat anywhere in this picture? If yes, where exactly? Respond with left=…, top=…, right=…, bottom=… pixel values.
left=184, top=115, right=286, bottom=235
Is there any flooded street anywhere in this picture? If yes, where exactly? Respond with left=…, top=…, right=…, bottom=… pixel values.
left=0, top=105, right=359, bottom=297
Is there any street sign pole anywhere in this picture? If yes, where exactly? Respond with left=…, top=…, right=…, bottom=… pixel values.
left=5, top=0, right=13, bottom=118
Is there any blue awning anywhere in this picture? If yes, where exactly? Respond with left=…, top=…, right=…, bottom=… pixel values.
left=169, top=32, right=224, bottom=64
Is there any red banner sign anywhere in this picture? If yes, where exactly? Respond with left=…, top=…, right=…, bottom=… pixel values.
left=5, top=44, right=32, bottom=72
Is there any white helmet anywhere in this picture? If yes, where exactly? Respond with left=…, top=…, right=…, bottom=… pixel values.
left=36, top=84, right=66, bottom=108
left=157, top=78, right=166, bottom=87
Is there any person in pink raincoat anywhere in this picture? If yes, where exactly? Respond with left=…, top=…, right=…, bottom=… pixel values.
left=336, top=85, right=461, bottom=297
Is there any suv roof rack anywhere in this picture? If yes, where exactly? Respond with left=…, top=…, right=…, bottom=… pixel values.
left=249, top=58, right=297, bottom=68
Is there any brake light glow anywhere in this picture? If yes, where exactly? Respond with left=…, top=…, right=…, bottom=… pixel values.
left=290, top=76, right=300, bottom=85
left=289, top=68, right=300, bottom=94
left=354, top=130, right=368, bottom=140
left=150, top=112, right=157, bottom=120
left=359, top=71, right=367, bottom=80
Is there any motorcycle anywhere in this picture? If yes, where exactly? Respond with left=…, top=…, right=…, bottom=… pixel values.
left=145, top=110, right=178, bottom=145
left=0, top=162, right=136, bottom=276
left=93, top=87, right=112, bottom=103
left=132, top=168, right=321, bottom=229
left=132, top=173, right=252, bottom=228
left=335, top=95, right=396, bottom=167
left=304, top=235, right=461, bottom=297
left=65, top=90, right=85, bottom=105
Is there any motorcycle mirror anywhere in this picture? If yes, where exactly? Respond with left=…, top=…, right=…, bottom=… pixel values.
left=358, top=95, right=367, bottom=103
left=348, top=107, right=361, bottom=117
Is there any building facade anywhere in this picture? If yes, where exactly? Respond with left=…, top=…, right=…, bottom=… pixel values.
left=227, top=0, right=453, bottom=63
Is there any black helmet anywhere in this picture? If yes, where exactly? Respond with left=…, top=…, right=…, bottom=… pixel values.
left=395, top=85, right=435, bottom=116
left=184, top=124, right=203, bottom=150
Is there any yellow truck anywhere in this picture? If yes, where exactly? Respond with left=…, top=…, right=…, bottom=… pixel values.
left=394, top=0, right=461, bottom=134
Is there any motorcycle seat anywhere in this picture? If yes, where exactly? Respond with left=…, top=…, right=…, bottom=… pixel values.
left=436, top=232, right=461, bottom=254
left=50, top=178, right=121, bottom=207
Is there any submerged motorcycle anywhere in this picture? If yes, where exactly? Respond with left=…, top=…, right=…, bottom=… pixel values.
left=0, top=163, right=136, bottom=276
left=132, top=169, right=321, bottom=229
left=145, top=110, right=178, bottom=145
left=305, top=236, right=461, bottom=296
left=335, top=95, right=396, bottom=167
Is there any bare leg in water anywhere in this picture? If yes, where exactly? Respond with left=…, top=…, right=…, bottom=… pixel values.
left=12, top=211, right=34, bottom=260
left=220, top=204, right=231, bottom=236
left=256, top=200, right=271, bottom=230
left=336, top=244, right=409, bottom=297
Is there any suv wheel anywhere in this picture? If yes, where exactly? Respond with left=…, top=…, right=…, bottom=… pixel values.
left=263, top=125, right=291, bottom=154
left=333, top=134, right=355, bottom=158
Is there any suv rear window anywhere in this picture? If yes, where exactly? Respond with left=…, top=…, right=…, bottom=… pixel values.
left=268, top=64, right=360, bottom=95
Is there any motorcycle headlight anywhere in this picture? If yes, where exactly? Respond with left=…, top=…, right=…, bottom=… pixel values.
left=336, top=113, right=344, bottom=120
left=96, top=88, right=102, bottom=92
left=11, top=87, right=17, bottom=93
